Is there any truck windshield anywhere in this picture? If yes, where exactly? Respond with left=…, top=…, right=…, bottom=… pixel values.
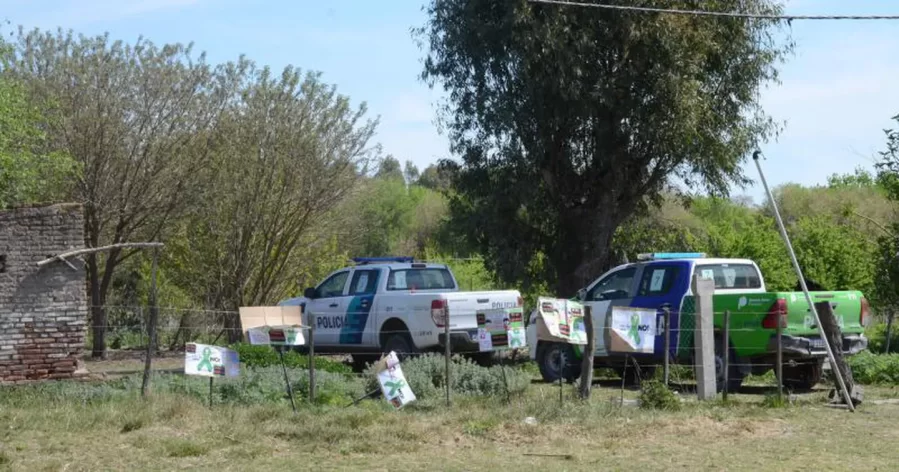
left=387, top=268, right=456, bottom=291
left=695, top=263, right=761, bottom=289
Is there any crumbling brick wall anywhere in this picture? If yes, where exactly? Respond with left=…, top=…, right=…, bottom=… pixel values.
left=0, top=204, right=87, bottom=384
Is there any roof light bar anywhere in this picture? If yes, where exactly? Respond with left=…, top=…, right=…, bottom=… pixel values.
left=352, top=256, right=414, bottom=265
left=636, top=252, right=706, bottom=261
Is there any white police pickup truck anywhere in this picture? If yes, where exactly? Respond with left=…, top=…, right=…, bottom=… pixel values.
left=280, top=257, right=522, bottom=369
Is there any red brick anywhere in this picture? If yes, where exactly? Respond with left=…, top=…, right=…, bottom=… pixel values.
left=48, top=373, right=73, bottom=380
left=4, top=375, right=25, bottom=381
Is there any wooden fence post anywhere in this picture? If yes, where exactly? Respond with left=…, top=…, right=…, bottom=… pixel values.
left=579, top=305, right=595, bottom=399
left=816, top=301, right=862, bottom=406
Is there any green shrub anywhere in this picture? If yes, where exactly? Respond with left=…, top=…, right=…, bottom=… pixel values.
left=230, top=343, right=352, bottom=374
left=363, top=353, right=531, bottom=401
left=638, top=379, right=681, bottom=411
left=848, top=351, right=899, bottom=384
left=865, top=323, right=899, bottom=354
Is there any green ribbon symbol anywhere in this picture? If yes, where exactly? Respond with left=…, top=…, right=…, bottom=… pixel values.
left=197, top=347, right=214, bottom=372
left=384, top=379, right=406, bottom=397
left=628, top=314, right=641, bottom=346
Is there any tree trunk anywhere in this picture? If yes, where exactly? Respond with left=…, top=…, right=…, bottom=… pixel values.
left=88, top=254, right=107, bottom=359
left=815, top=301, right=862, bottom=406
left=579, top=305, right=596, bottom=399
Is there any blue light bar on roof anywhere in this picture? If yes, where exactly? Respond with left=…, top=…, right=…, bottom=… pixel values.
left=636, top=252, right=706, bottom=261
left=352, top=256, right=414, bottom=264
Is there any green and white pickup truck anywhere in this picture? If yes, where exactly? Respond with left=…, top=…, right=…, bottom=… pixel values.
left=527, top=253, right=870, bottom=391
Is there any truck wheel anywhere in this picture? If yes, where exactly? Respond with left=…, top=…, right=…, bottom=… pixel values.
left=714, top=340, right=744, bottom=393
left=537, top=343, right=581, bottom=383
left=382, top=332, right=420, bottom=361
left=782, top=360, right=823, bottom=391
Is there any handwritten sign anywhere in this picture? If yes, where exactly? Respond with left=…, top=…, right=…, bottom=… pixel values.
left=184, top=343, right=240, bottom=377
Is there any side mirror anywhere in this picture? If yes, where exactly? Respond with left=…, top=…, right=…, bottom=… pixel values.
left=304, top=287, right=317, bottom=299
left=576, top=288, right=587, bottom=301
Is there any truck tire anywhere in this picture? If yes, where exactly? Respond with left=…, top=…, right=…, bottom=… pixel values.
left=715, top=339, right=744, bottom=393
left=782, top=360, right=823, bottom=391
left=537, top=342, right=580, bottom=383
left=382, top=332, right=420, bottom=361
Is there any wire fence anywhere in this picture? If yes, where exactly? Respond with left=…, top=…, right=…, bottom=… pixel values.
left=2, top=301, right=870, bottom=406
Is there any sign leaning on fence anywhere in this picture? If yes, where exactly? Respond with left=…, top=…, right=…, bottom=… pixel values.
left=477, top=307, right=526, bottom=351
left=535, top=297, right=588, bottom=345
left=609, top=306, right=657, bottom=354
left=184, top=343, right=240, bottom=377
left=238, top=306, right=306, bottom=346
left=375, top=351, right=416, bottom=409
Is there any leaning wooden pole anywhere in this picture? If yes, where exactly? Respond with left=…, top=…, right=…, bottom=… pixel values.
left=753, top=152, right=854, bottom=411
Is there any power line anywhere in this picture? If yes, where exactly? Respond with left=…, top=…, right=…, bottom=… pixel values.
left=527, top=0, right=899, bottom=21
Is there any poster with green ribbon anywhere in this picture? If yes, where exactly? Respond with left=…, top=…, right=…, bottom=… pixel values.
left=609, top=307, right=657, bottom=354
left=535, top=297, right=587, bottom=345
left=375, top=351, right=416, bottom=409
left=184, top=343, right=240, bottom=377
left=476, top=307, right=526, bottom=351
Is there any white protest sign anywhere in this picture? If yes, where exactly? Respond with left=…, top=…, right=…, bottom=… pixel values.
left=184, top=343, right=240, bottom=377
left=535, top=297, right=587, bottom=345
left=375, top=351, right=416, bottom=409
left=239, top=306, right=306, bottom=346
left=477, top=307, right=526, bottom=352
left=609, top=307, right=657, bottom=354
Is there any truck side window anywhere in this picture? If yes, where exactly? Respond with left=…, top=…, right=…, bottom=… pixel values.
left=638, top=265, right=680, bottom=296
left=318, top=271, right=349, bottom=298
left=587, top=267, right=636, bottom=301
left=350, top=270, right=379, bottom=295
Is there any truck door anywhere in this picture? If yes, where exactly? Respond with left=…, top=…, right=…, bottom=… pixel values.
left=583, top=266, right=639, bottom=357
left=342, top=268, right=381, bottom=346
left=630, top=261, right=691, bottom=361
left=307, top=270, right=351, bottom=346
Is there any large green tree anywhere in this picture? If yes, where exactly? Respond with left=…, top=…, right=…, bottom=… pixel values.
left=2, top=29, right=243, bottom=357
left=419, top=0, right=789, bottom=295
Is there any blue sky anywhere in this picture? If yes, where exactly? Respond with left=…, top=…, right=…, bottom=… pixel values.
left=5, top=0, right=899, bottom=202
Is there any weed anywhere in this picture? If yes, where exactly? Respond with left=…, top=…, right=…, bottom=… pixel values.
left=161, top=438, right=209, bottom=458
left=761, top=392, right=788, bottom=408
left=848, top=352, right=899, bottom=384
left=639, top=379, right=681, bottom=411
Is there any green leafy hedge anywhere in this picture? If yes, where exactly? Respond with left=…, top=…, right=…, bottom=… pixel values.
left=230, top=343, right=352, bottom=375
left=864, top=323, right=899, bottom=354
left=848, top=351, right=899, bottom=384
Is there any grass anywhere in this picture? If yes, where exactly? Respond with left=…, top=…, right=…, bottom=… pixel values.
left=2, top=371, right=899, bottom=471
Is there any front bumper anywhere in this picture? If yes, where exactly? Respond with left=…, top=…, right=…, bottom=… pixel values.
left=438, top=329, right=481, bottom=353
left=768, top=334, right=868, bottom=357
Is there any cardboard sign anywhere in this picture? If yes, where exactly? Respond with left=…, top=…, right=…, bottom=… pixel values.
left=609, top=307, right=657, bottom=354
left=535, top=297, right=587, bottom=345
left=185, top=343, right=240, bottom=377
left=476, top=307, right=526, bottom=351
left=238, top=306, right=305, bottom=346
left=375, top=351, right=416, bottom=409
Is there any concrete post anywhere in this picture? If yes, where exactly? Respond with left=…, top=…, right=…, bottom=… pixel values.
left=693, top=274, right=716, bottom=400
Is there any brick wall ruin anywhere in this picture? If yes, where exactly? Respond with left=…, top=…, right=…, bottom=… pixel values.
left=0, top=204, right=87, bottom=384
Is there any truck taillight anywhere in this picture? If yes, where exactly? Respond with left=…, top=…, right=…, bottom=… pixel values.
left=431, top=299, right=447, bottom=327
left=762, top=298, right=787, bottom=329
left=860, top=297, right=871, bottom=327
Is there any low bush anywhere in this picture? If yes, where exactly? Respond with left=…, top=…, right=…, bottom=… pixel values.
left=848, top=351, right=899, bottom=384
left=230, top=343, right=352, bottom=374
left=363, top=353, right=531, bottom=401
left=638, top=379, right=681, bottom=411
